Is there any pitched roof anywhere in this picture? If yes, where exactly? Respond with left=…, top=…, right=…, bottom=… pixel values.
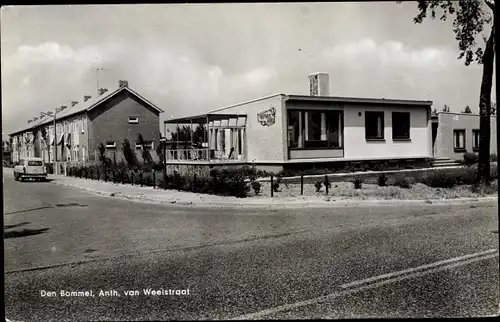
left=9, top=86, right=163, bottom=136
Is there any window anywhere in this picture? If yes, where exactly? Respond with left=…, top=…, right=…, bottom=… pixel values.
left=128, top=117, right=139, bottom=124
left=106, top=141, right=116, bottom=148
left=28, top=160, right=43, bottom=166
left=135, top=142, right=143, bottom=150
left=82, top=118, right=87, bottom=134
left=288, top=110, right=302, bottom=148
left=392, top=112, right=411, bottom=140
left=288, top=110, right=343, bottom=149
left=472, top=129, right=480, bottom=152
left=453, top=129, right=466, bottom=151
left=143, top=141, right=154, bottom=149
left=365, top=111, right=384, bottom=140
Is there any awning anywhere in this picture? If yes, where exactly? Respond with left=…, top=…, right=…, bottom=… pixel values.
left=49, top=135, right=55, bottom=146
left=65, top=133, right=71, bottom=147
left=57, top=133, right=64, bottom=145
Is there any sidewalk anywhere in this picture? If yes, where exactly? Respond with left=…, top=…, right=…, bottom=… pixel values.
left=49, top=174, right=498, bottom=209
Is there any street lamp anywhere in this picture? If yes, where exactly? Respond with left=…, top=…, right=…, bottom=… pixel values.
left=40, top=108, right=62, bottom=164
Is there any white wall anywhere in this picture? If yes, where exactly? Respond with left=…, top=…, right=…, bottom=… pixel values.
left=211, top=94, right=286, bottom=163
left=343, top=104, right=431, bottom=159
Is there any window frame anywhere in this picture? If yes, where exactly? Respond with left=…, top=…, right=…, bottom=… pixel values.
left=453, top=129, right=466, bottom=152
left=287, top=109, right=344, bottom=150
left=472, top=129, right=480, bottom=152
left=105, top=141, right=116, bottom=149
left=128, top=117, right=139, bottom=124
left=392, top=112, right=411, bottom=140
left=365, top=111, right=385, bottom=141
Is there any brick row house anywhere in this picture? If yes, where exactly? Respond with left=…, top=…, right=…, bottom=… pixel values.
left=9, top=81, right=164, bottom=166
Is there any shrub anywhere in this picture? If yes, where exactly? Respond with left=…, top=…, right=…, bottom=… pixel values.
left=251, top=181, right=261, bottom=195
left=419, top=170, right=459, bottom=188
left=470, top=182, right=498, bottom=195
left=353, top=177, right=363, bottom=189
left=377, top=173, right=388, bottom=187
left=272, top=176, right=281, bottom=192
left=394, top=175, right=412, bottom=189
left=461, top=153, right=479, bottom=167
left=490, top=154, right=498, bottom=162
left=314, top=180, right=323, bottom=192
left=343, top=163, right=355, bottom=173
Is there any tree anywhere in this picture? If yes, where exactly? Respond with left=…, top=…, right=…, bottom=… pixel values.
left=136, top=133, right=153, bottom=165
left=463, top=105, right=472, bottom=113
left=122, top=138, right=137, bottom=167
left=432, top=108, right=438, bottom=115
left=442, top=104, right=451, bottom=112
left=156, top=131, right=165, bottom=163
left=40, top=127, right=50, bottom=162
left=98, top=143, right=110, bottom=167
left=403, top=0, right=495, bottom=183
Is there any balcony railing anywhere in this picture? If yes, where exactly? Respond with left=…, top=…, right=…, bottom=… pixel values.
left=165, top=148, right=245, bottom=162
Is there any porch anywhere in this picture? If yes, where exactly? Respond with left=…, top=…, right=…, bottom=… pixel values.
left=164, top=113, right=247, bottom=163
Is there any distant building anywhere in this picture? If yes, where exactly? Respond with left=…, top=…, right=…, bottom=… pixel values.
left=9, top=81, right=164, bottom=164
left=432, top=112, right=497, bottom=161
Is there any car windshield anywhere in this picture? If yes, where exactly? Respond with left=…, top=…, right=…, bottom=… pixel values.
left=28, top=161, right=43, bottom=166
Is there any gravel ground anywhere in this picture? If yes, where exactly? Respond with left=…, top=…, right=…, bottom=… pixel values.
left=251, top=181, right=498, bottom=200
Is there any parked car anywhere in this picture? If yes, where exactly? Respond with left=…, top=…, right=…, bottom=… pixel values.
left=13, top=157, right=47, bottom=181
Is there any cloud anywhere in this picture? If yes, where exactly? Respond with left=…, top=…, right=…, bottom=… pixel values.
left=324, top=38, right=454, bottom=69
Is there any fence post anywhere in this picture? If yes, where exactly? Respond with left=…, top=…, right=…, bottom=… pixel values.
left=122, top=171, right=125, bottom=185
left=131, top=171, right=134, bottom=185
left=301, top=174, right=304, bottom=196
left=113, top=170, right=115, bottom=183
left=140, top=171, right=143, bottom=187
left=325, top=174, right=329, bottom=195
left=97, top=168, right=99, bottom=181
left=153, top=171, right=156, bottom=189
left=90, top=168, right=93, bottom=180
left=271, top=175, right=274, bottom=197
left=177, top=172, right=180, bottom=191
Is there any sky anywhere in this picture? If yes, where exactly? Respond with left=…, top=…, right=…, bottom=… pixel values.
left=1, top=2, right=496, bottom=139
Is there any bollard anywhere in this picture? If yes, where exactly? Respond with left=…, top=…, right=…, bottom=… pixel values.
left=153, top=171, right=156, bottom=189
left=300, top=174, right=304, bottom=196
left=271, top=175, right=274, bottom=197
left=325, top=174, right=329, bottom=195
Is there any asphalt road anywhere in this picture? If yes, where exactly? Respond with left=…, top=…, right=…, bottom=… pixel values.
left=3, top=168, right=499, bottom=320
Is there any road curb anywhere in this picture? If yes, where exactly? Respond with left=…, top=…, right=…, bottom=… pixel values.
left=52, top=180, right=498, bottom=209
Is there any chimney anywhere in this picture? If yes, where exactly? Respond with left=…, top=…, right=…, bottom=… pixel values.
left=84, top=95, right=92, bottom=102
left=118, top=80, right=129, bottom=88
left=28, top=120, right=33, bottom=124
left=308, top=72, right=330, bottom=96
left=60, top=105, right=68, bottom=111
left=71, top=101, right=79, bottom=107
left=98, top=88, right=108, bottom=96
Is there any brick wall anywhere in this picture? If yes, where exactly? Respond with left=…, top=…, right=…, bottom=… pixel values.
left=87, top=90, right=161, bottom=162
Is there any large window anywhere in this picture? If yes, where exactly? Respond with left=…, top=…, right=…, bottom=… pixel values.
left=287, top=110, right=343, bottom=149
left=453, top=129, right=466, bottom=151
left=365, top=112, right=384, bottom=140
left=392, top=112, right=411, bottom=140
left=472, top=129, right=480, bottom=152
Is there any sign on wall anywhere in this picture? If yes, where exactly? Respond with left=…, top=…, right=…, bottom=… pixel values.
left=257, top=107, right=276, bottom=126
